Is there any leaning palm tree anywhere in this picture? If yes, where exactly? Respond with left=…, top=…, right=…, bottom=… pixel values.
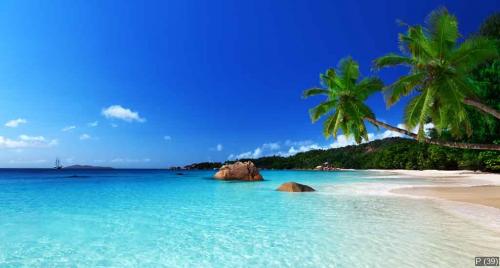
left=304, top=57, right=500, bottom=150
left=303, top=57, right=382, bottom=143
left=374, top=8, right=499, bottom=140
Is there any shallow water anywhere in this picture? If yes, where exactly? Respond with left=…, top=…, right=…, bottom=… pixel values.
left=0, top=169, right=498, bottom=267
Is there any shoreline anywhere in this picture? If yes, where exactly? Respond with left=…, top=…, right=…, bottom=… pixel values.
left=392, top=185, right=500, bottom=209
left=361, top=169, right=500, bottom=231
left=366, top=169, right=500, bottom=208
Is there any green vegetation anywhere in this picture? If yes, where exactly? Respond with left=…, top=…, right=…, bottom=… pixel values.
left=188, top=137, right=499, bottom=172
left=374, top=8, right=498, bottom=138
left=305, top=8, right=500, bottom=151
left=184, top=162, right=222, bottom=170
left=303, top=57, right=383, bottom=143
left=464, top=13, right=500, bottom=144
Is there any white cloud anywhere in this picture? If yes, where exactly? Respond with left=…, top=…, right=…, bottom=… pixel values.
left=5, top=118, right=27, bottom=128
left=19, top=135, right=46, bottom=142
left=209, top=143, right=224, bottom=151
left=227, top=122, right=434, bottom=160
left=328, top=135, right=356, bottom=148
left=111, top=123, right=118, bottom=128
left=262, top=142, right=280, bottom=150
left=87, top=121, right=99, bottom=127
left=393, top=123, right=434, bottom=136
left=229, top=147, right=263, bottom=160
left=102, top=105, right=145, bottom=122
left=164, top=135, right=172, bottom=141
left=62, top=125, right=76, bottom=132
left=284, top=140, right=314, bottom=147
left=287, top=144, right=322, bottom=155
left=79, top=134, right=91, bottom=140
left=0, top=135, right=58, bottom=149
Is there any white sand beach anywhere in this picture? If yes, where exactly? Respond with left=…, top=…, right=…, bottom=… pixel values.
left=364, top=170, right=500, bottom=208
left=360, top=170, right=500, bottom=232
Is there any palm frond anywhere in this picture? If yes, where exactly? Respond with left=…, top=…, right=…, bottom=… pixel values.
left=399, top=26, right=434, bottom=59
left=338, top=57, right=360, bottom=90
left=309, top=100, right=338, bottom=122
left=373, top=53, right=413, bottom=70
left=302, top=88, right=330, bottom=99
left=357, top=102, right=376, bottom=122
left=440, top=78, right=472, bottom=136
left=323, top=110, right=339, bottom=138
left=404, top=90, right=429, bottom=136
left=450, top=37, right=498, bottom=72
left=384, top=72, right=425, bottom=106
left=426, top=7, right=459, bottom=58
left=331, top=109, right=344, bottom=138
left=416, top=89, right=434, bottom=139
left=355, top=77, right=384, bottom=99
left=320, top=69, right=335, bottom=88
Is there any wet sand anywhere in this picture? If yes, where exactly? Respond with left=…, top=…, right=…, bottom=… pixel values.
left=392, top=185, right=500, bottom=209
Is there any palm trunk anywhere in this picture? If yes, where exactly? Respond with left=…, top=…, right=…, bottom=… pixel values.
left=463, top=98, right=500, bottom=120
left=365, top=117, right=500, bottom=151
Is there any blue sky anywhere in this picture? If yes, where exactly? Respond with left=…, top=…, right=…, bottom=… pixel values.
left=0, top=0, right=497, bottom=168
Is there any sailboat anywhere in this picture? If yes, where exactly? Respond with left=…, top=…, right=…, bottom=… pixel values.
left=54, top=158, right=63, bottom=170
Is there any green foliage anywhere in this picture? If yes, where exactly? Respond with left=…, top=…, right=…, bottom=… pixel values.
left=194, top=138, right=496, bottom=172
left=303, top=57, right=383, bottom=143
left=184, top=162, right=222, bottom=170
left=427, top=12, right=500, bottom=144
left=478, top=12, right=500, bottom=38
left=374, top=7, right=499, bottom=140
left=478, top=151, right=500, bottom=171
left=466, top=13, right=500, bottom=143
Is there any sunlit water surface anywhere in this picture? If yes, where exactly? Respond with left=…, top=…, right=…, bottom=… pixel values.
left=0, top=169, right=498, bottom=267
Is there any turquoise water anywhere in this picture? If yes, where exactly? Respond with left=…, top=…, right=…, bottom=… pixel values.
left=0, top=169, right=499, bottom=267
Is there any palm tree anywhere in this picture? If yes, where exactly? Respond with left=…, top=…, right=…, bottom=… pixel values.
left=304, top=57, right=500, bottom=151
left=303, top=57, right=382, bottom=144
left=373, top=8, right=499, bottom=141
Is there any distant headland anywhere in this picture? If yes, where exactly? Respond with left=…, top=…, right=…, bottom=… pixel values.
left=64, top=165, right=114, bottom=170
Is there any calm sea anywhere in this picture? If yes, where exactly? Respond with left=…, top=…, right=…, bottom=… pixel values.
left=0, top=169, right=498, bottom=267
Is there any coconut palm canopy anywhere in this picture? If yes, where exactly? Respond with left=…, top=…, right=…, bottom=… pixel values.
left=374, top=8, right=498, bottom=140
left=303, top=57, right=383, bottom=144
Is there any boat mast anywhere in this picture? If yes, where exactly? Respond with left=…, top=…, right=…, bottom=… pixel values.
left=55, top=158, right=62, bottom=169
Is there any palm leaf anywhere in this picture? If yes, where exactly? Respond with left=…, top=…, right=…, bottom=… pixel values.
left=450, top=37, right=498, bottom=72
left=302, top=88, right=330, bottom=99
left=416, top=89, right=434, bottom=139
left=338, top=57, right=360, bottom=90
left=309, top=100, right=338, bottom=122
left=373, top=53, right=413, bottom=70
left=331, top=109, right=344, bottom=138
left=355, top=77, right=384, bottom=99
left=404, top=91, right=427, bottom=133
left=323, top=111, right=338, bottom=138
left=426, top=7, right=459, bottom=59
left=384, top=72, right=425, bottom=106
left=399, top=26, right=434, bottom=60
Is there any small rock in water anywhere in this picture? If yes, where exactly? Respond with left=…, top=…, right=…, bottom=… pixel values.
left=277, top=182, right=315, bottom=192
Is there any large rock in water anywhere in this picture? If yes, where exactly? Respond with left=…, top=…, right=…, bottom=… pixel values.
left=214, top=161, right=263, bottom=181
left=277, top=182, right=315, bottom=192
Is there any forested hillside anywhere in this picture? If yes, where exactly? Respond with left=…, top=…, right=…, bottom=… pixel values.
left=187, top=137, right=499, bottom=172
